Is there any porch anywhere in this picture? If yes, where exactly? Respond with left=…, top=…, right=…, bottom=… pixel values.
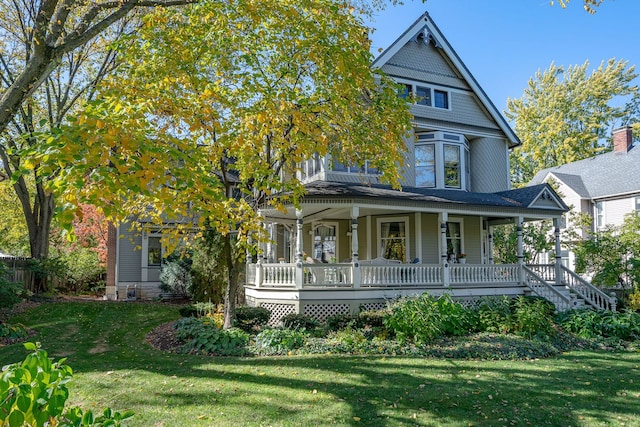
left=244, top=261, right=617, bottom=323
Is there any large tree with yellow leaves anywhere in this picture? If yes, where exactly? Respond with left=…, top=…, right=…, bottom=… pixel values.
left=33, top=0, right=413, bottom=325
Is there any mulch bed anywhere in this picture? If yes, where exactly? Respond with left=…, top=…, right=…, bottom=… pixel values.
left=145, top=320, right=185, bottom=352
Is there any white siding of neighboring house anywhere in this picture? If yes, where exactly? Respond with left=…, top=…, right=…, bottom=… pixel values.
left=601, top=197, right=636, bottom=228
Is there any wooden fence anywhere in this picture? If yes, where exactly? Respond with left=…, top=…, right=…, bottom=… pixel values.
left=0, top=256, right=34, bottom=290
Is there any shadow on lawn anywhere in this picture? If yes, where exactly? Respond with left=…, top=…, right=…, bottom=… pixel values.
left=2, top=301, right=639, bottom=426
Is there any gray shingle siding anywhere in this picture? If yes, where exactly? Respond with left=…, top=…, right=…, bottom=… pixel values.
left=469, top=137, right=510, bottom=193
left=117, top=227, right=141, bottom=282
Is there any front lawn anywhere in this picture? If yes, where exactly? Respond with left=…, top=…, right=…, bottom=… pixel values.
left=1, top=301, right=639, bottom=426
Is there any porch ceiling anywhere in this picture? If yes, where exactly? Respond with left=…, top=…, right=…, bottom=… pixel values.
left=262, top=181, right=567, bottom=223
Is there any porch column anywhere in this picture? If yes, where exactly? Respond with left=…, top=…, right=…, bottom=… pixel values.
left=266, top=223, right=274, bottom=263
left=488, top=226, right=495, bottom=264
left=295, top=209, right=304, bottom=289
left=249, top=234, right=261, bottom=288
left=554, top=217, right=562, bottom=287
left=516, top=216, right=524, bottom=285
left=351, top=206, right=360, bottom=289
left=439, top=212, right=450, bottom=287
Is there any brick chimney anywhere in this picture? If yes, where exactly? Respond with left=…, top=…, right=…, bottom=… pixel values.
left=613, top=126, right=633, bottom=153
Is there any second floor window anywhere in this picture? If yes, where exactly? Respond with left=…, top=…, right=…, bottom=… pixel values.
left=415, top=132, right=468, bottom=190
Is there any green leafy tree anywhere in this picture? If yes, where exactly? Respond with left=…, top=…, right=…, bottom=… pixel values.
left=506, top=59, right=638, bottom=186
left=570, top=213, right=640, bottom=289
left=32, top=0, right=413, bottom=327
left=492, top=221, right=554, bottom=264
left=0, top=0, right=198, bottom=269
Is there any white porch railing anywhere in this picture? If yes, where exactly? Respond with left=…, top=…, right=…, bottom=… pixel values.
left=360, top=264, right=442, bottom=287
left=303, top=264, right=352, bottom=287
left=526, top=264, right=555, bottom=282
left=246, top=263, right=523, bottom=289
left=450, top=265, right=519, bottom=285
left=523, top=266, right=574, bottom=311
left=560, top=265, right=617, bottom=311
left=262, top=264, right=296, bottom=288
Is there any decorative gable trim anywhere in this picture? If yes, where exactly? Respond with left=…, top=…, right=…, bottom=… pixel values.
left=372, top=12, right=521, bottom=148
left=528, top=185, right=567, bottom=211
left=409, top=25, right=442, bottom=48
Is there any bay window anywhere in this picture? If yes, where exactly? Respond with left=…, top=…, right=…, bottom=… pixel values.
left=415, top=132, right=469, bottom=190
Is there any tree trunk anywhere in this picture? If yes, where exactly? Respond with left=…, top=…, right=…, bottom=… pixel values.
left=223, top=233, right=242, bottom=329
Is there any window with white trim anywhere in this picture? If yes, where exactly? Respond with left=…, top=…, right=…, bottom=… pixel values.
left=446, top=220, right=464, bottom=259
left=312, top=223, right=338, bottom=263
left=635, top=197, right=640, bottom=215
left=596, top=201, right=604, bottom=229
left=415, top=132, right=469, bottom=190
left=148, top=236, right=162, bottom=266
left=377, top=217, right=409, bottom=262
left=401, top=82, right=450, bottom=110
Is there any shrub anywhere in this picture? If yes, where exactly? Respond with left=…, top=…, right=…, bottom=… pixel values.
left=160, top=258, right=192, bottom=297
left=174, top=317, right=249, bottom=356
left=0, top=263, right=24, bottom=310
left=253, top=328, right=307, bottom=355
left=0, top=321, right=28, bottom=342
left=511, top=296, right=556, bottom=340
left=556, top=309, right=640, bottom=341
left=234, top=306, right=271, bottom=333
left=326, top=313, right=359, bottom=331
left=475, top=296, right=513, bottom=334
left=384, top=294, right=444, bottom=345
left=57, top=247, right=106, bottom=294
left=384, top=294, right=476, bottom=345
left=280, top=313, right=321, bottom=331
left=179, top=305, right=198, bottom=318
left=0, top=342, right=133, bottom=426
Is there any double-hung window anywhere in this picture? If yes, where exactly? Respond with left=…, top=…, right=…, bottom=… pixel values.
left=378, top=217, right=409, bottom=262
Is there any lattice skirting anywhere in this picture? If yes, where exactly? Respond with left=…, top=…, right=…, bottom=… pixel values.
left=302, top=303, right=350, bottom=322
left=260, top=302, right=296, bottom=326
left=359, top=302, right=388, bottom=312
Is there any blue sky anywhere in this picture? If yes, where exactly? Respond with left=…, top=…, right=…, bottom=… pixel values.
left=367, top=0, right=640, bottom=113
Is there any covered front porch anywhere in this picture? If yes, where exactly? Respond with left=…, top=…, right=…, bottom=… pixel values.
left=244, top=182, right=614, bottom=323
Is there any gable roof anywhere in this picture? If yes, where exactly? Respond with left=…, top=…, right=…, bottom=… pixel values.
left=529, top=145, right=640, bottom=199
left=372, top=11, right=520, bottom=148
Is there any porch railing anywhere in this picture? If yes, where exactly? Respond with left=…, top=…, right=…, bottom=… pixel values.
left=246, top=262, right=523, bottom=289
left=303, top=264, right=352, bottom=287
left=523, top=266, right=573, bottom=312
left=360, top=264, right=442, bottom=287
left=262, top=264, right=296, bottom=288
left=560, top=265, right=617, bottom=311
left=450, top=265, right=519, bottom=285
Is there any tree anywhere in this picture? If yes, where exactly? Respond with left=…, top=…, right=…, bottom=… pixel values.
left=570, top=213, right=640, bottom=290
left=492, top=221, right=555, bottom=265
left=506, top=59, right=638, bottom=186
left=0, top=0, right=196, bottom=266
left=33, top=0, right=413, bottom=327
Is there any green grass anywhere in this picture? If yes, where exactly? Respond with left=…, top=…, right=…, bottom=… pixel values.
left=1, top=301, right=640, bottom=426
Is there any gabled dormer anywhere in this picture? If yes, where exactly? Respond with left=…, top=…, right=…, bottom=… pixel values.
left=301, top=11, right=520, bottom=194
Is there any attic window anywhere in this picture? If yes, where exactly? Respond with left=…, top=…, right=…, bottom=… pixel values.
left=403, top=83, right=450, bottom=110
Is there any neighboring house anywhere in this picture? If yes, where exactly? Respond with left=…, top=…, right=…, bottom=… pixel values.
left=107, top=12, right=616, bottom=317
left=529, top=126, right=640, bottom=270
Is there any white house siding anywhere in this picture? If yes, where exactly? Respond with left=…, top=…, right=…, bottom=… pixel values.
left=117, top=227, right=142, bottom=282
left=602, top=197, right=635, bottom=227
left=469, top=137, right=510, bottom=193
